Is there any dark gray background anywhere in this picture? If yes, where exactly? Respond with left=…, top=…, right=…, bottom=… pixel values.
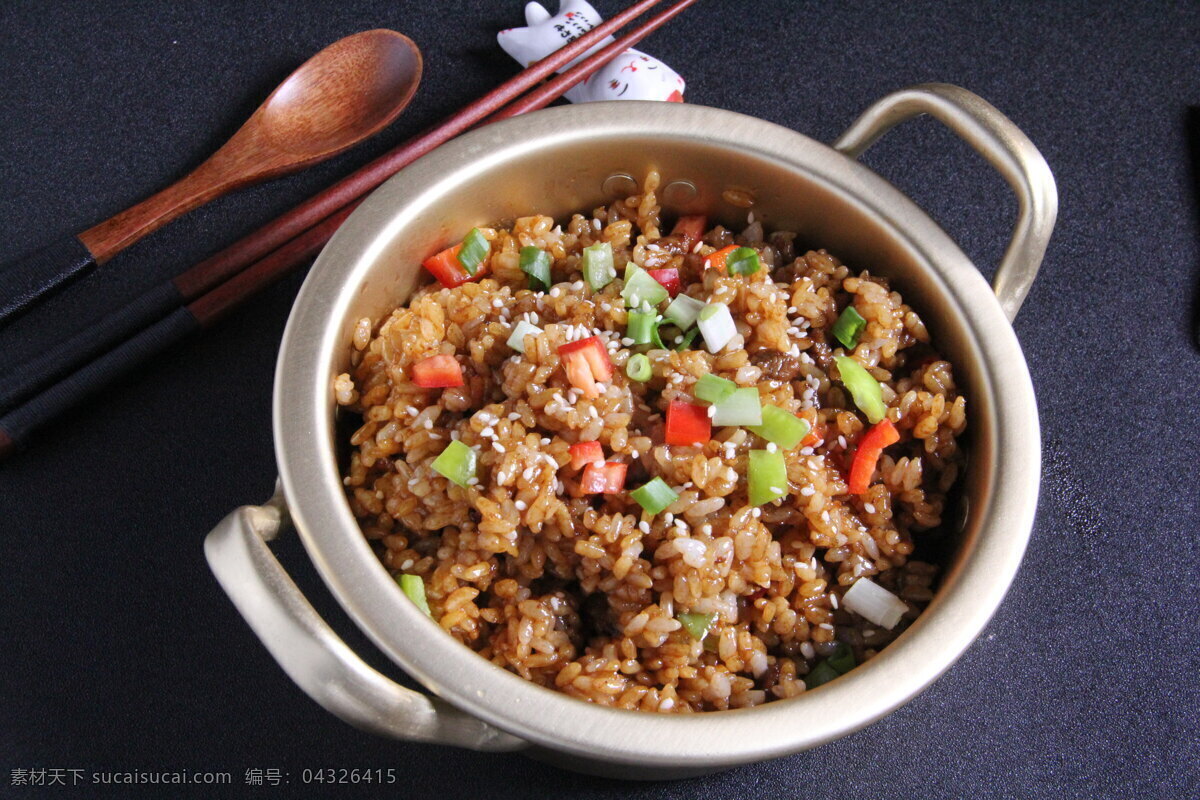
left=1, top=1, right=1197, bottom=797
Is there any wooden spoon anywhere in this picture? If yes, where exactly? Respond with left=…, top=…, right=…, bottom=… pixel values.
left=1, top=29, right=422, bottom=323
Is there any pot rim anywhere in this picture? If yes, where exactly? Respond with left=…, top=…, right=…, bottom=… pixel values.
left=273, top=101, right=1040, bottom=768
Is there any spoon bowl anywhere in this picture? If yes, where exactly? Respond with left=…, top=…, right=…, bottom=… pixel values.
left=256, top=30, right=423, bottom=161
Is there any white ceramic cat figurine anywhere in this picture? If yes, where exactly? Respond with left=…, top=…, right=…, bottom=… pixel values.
left=497, top=0, right=685, bottom=104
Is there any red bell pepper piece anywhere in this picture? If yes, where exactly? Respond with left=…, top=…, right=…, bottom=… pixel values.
left=557, top=336, right=614, bottom=398
left=671, top=215, right=707, bottom=250
left=646, top=267, right=682, bottom=297
left=422, top=242, right=488, bottom=288
left=411, top=354, right=464, bottom=388
left=664, top=400, right=712, bottom=446
left=846, top=419, right=900, bottom=495
left=581, top=461, right=628, bottom=494
left=703, top=244, right=738, bottom=272
left=569, top=441, right=604, bottom=470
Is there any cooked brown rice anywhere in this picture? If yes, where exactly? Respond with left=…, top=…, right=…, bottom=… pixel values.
left=336, top=171, right=966, bottom=713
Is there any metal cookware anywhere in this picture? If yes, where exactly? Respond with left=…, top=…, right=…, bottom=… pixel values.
left=205, top=83, right=1056, bottom=779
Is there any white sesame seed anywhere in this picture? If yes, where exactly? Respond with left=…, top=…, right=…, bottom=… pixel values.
left=481, top=426, right=494, bottom=438
left=706, top=406, right=717, bottom=418
left=787, top=306, right=798, bottom=314
left=664, top=513, right=674, bottom=524
left=692, top=240, right=703, bottom=253
left=800, top=486, right=815, bottom=497
left=492, top=299, right=503, bottom=308
left=638, top=521, right=651, bottom=534
left=800, top=447, right=814, bottom=456
left=423, top=420, right=433, bottom=430
left=493, top=443, right=506, bottom=453
left=406, top=405, right=419, bottom=417
left=819, top=623, right=834, bottom=631
left=621, top=337, right=635, bottom=346
left=830, top=593, right=840, bottom=609
left=572, top=281, right=584, bottom=292
left=751, top=507, right=762, bottom=518
left=766, top=442, right=777, bottom=453
left=467, top=477, right=479, bottom=486
left=593, top=218, right=601, bottom=230
left=838, top=435, right=848, bottom=449
left=507, top=412, right=521, bottom=421
left=550, top=287, right=561, bottom=298
left=770, top=486, right=783, bottom=494
left=540, top=438, right=551, bottom=446
left=515, top=500, right=527, bottom=511
left=821, top=510, right=830, bottom=523
left=400, top=559, right=414, bottom=571
left=864, top=503, right=876, bottom=514
left=700, top=524, right=712, bottom=536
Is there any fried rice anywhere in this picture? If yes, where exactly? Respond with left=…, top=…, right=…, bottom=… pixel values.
left=336, top=170, right=966, bottom=713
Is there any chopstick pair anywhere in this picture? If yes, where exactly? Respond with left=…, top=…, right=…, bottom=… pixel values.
left=0, top=0, right=698, bottom=460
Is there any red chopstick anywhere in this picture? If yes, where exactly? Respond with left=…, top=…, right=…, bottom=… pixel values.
left=0, top=0, right=699, bottom=459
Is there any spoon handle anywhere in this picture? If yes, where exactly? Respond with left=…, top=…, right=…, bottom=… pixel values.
left=0, top=236, right=98, bottom=325
left=0, top=152, right=244, bottom=326
left=77, top=155, right=238, bottom=264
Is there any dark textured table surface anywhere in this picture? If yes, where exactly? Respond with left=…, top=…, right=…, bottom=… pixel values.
left=2, top=1, right=1197, bottom=797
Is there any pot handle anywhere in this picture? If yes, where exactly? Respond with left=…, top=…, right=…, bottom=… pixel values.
left=203, top=491, right=526, bottom=752
left=833, top=83, right=1058, bottom=321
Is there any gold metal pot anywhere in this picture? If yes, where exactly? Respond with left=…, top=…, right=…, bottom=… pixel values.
left=205, top=84, right=1056, bottom=779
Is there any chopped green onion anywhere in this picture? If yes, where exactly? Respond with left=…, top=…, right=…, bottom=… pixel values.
left=842, top=577, right=907, bottom=629
left=826, top=642, right=856, bottom=674
left=677, top=612, right=715, bottom=641
left=506, top=320, right=542, bottom=353
left=832, top=306, right=867, bottom=349
left=694, top=373, right=737, bottom=404
left=630, top=477, right=678, bottom=515
left=834, top=356, right=886, bottom=424
left=626, top=310, right=658, bottom=345
left=805, top=660, right=840, bottom=689
left=625, top=353, right=652, bottom=382
left=664, top=294, right=705, bottom=329
left=725, top=246, right=761, bottom=276
left=697, top=302, right=737, bottom=353
left=456, top=228, right=489, bottom=276
left=431, top=440, right=477, bottom=488
left=519, top=246, right=552, bottom=291
left=649, top=319, right=667, bottom=349
left=621, top=266, right=669, bottom=308
left=674, top=327, right=700, bottom=351
left=583, top=242, right=616, bottom=290
left=748, top=405, right=811, bottom=449
left=748, top=449, right=788, bottom=506
left=398, top=574, right=432, bottom=617
left=711, top=387, right=762, bottom=426
left=624, top=261, right=640, bottom=283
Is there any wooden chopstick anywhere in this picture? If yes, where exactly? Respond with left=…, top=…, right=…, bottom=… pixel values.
left=0, top=0, right=698, bottom=459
